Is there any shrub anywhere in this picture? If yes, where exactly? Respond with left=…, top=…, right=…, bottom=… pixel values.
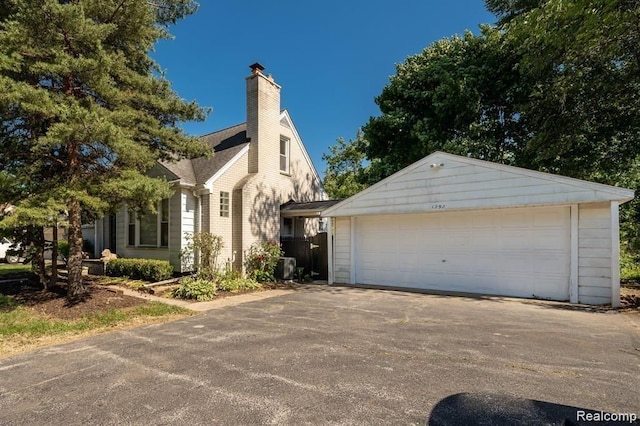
left=172, top=277, right=217, bottom=301
left=57, top=240, right=70, bottom=260
left=621, top=251, right=640, bottom=282
left=244, top=241, right=283, bottom=282
left=180, top=232, right=224, bottom=280
left=106, top=258, right=173, bottom=282
left=218, top=276, right=261, bottom=293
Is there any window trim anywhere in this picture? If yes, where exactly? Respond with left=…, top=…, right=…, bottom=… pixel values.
left=282, top=217, right=294, bottom=237
left=220, top=191, right=230, bottom=218
left=126, top=199, right=169, bottom=248
left=280, top=136, right=290, bottom=174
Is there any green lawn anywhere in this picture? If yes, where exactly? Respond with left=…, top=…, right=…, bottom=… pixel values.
left=0, top=263, right=31, bottom=276
left=0, top=296, right=193, bottom=358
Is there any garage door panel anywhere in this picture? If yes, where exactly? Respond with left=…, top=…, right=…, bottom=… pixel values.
left=355, top=207, right=570, bottom=301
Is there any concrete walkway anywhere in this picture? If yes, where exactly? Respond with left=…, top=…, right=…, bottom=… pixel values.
left=108, top=285, right=295, bottom=312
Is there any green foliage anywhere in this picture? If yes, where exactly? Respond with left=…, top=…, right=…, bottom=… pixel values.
left=244, top=241, right=283, bottom=282
left=172, top=277, right=217, bottom=301
left=0, top=263, right=30, bottom=276
left=621, top=252, right=640, bottom=282
left=494, top=0, right=640, bottom=180
left=322, top=132, right=369, bottom=199
left=0, top=0, right=210, bottom=295
left=106, top=258, right=173, bottom=282
left=57, top=240, right=70, bottom=260
left=217, top=277, right=261, bottom=293
left=0, top=300, right=190, bottom=339
left=180, top=232, right=224, bottom=279
left=345, top=1, right=640, bottom=251
left=362, top=26, right=528, bottom=183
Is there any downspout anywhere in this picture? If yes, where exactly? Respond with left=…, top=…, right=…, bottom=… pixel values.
left=193, top=190, right=202, bottom=234
left=193, top=189, right=202, bottom=274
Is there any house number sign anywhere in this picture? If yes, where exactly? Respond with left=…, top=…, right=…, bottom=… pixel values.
left=431, top=204, right=446, bottom=209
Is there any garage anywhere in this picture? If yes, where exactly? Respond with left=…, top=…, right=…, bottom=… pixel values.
left=323, top=152, right=634, bottom=306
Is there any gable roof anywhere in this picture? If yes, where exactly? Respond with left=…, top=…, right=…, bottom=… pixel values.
left=160, top=123, right=249, bottom=186
left=159, top=112, right=324, bottom=194
left=323, top=151, right=635, bottom=217
left=159, top=159, right=196, bottom=185
left=192, top=123, right=249, bottom=184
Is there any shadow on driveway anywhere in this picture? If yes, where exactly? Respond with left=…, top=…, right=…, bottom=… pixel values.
left=428, top=393, right=637, bottom=425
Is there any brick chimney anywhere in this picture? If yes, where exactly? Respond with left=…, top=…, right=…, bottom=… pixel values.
left=246, top=62, right=281, bottom=174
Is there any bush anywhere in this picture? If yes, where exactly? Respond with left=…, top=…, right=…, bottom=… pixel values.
left=218, top=276, right=261, bottom=293
left=57, top=240, right=70, bottom=260
left=172, top=277, right=217, bottom=301
left=621, top=251, right=640, bottom=282
left=180, top=232, right=223, bottom=279
left=244, top=241, right=283, bottom=282
left=106, top=258, right=173, bottom=282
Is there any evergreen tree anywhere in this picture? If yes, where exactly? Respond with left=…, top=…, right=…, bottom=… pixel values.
left=0, top=1, right=210, bottom=296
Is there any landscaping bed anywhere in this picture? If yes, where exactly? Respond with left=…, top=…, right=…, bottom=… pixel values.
left=620, top=281, right=640, bottom=310
left=2, top=276, right=148, bottom=320
left=0, top=271, right=192, bottom=359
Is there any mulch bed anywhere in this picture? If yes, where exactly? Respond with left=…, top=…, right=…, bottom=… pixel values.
left=0, top=273, right=148, bottom=320
left=621, top=282, right=640, bottom=310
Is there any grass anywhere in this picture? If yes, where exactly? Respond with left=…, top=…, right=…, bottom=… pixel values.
left=0, top=263, right=31, bottom=276
left=0, top=297, right=194, bottom=359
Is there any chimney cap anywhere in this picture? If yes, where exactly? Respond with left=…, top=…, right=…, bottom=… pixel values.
left=249, top=62, right=265, bottom=73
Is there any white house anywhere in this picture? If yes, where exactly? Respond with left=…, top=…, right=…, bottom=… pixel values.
left=85, top=63, right=326, bottom=272
left=323, top=151, right=634, bottom=307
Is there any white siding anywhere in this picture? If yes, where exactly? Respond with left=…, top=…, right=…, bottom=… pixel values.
left=326, top=153, right=633, bottom=217
left=333, top=217, right=351, bottom=284
left=352, top=207, right=570, bottom=300
left=114, top=190, right=185, bottom=273
left=578, top=203, right=612, bottom=305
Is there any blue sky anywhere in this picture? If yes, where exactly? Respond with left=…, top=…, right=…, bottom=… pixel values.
left=152, top=1, right=496, bottom=177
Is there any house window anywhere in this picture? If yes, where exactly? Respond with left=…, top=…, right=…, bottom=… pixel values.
left=282, top=217, right=294, bottom=237
left=220, top=191, right=230, bottom=217
left=139, top=211, right=158, bottom=246
left=160, top=198, right=169, bottom=247
left=127, top=210, right=136, bottom=246
left=280, top=136, right=290, bottom=174
left=127, top=199, right=169, bottom=247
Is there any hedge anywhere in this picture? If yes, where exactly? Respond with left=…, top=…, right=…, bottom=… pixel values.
left=106, top=258, right=173, bottom=282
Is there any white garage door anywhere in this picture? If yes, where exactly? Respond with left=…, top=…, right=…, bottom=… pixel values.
left=355, top=206, right=570, bottom=301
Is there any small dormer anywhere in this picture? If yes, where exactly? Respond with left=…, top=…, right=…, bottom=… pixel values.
left=245, top=62, right=282, bottom=174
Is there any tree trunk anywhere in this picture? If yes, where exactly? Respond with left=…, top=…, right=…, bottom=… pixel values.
left=50, top=222, right=58, bottom=289
left=33, top=226, right=47, bottom=290
left=67, top=198, right=86, bottom=297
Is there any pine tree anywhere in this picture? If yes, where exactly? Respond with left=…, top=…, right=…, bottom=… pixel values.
left=0, top=1, right=209, bottom=296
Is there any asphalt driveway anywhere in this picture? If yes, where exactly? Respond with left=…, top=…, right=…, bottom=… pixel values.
left=1, top=285, right=639, bottom=425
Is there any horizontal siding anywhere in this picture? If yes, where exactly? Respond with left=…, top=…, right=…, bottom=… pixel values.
left=115, top=208, right=126, bottom=256
left=579, top=286, right=612, bottom=298
left=334, top=218, right=350, bottom=283
left=578, top=295, right=610, bottom=305
left=334, top=192, right=601, bottom=217
left=328, top=155, right=625, bottom=217
left=577, top=203, right=612, bottom=304
left=578, top=257, right=610, bottom=268
left=578, top=276, right=612, bottom=287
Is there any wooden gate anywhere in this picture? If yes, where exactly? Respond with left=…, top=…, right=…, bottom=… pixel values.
left=280, top=232, right=328, bottom=280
